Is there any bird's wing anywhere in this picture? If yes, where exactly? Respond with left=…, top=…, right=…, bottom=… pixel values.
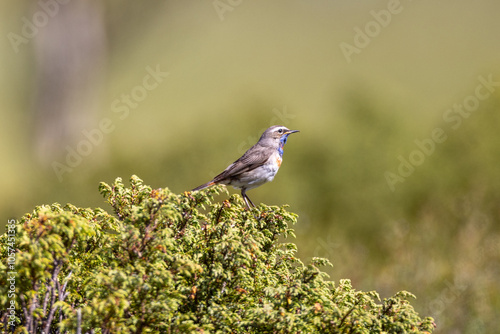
left=213, top=145, right=272, bottom=182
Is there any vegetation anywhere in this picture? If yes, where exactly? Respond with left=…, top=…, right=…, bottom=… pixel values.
left=1, top=176, right=435, bottom=333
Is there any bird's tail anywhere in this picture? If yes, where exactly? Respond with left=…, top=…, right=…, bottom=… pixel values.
left=192, top=181, right=216, bottom=192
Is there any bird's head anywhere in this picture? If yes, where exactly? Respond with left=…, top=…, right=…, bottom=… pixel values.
left=260, top=125, right=299, bottom=149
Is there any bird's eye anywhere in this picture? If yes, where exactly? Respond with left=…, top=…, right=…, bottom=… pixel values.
left=278, top=128, right=284, bottom=134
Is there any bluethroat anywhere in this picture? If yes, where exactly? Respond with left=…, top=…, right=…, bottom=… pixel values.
left=192, top=125, right=299, bottom=209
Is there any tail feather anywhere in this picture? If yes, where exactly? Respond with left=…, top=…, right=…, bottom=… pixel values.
left=192, top=181, right=216, bottom=191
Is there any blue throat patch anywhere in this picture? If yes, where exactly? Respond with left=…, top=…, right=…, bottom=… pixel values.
left=278, top=135, right=289, bottom=156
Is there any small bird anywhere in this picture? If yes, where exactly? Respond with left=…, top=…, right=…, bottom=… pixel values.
left=192, top=125, right=299, bottom=209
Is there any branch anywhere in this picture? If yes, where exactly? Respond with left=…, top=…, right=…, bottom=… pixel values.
left=42, top=259, right=63, bottom=334
left=76, top=308, right=82, bottom=334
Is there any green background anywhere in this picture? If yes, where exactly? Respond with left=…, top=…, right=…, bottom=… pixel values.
left=1, top=1, right=499, bottom=332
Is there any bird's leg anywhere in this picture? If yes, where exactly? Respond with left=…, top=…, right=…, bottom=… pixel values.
left=241, top=190, right=251, bottom=210
left=241, top=189, right=260, bottom=219
left=246, top=195, right=256, bottom=208
left=241, top=189, right=255, bottom=210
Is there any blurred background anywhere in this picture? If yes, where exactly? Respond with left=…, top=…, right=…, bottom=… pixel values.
left=1, top=0, right=499, bottom=332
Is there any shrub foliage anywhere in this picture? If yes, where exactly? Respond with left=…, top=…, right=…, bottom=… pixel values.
left=1, top=176, right=435, bottom=333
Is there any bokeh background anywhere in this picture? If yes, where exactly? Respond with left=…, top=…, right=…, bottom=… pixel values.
left=1, top=1, right=500, bottom=332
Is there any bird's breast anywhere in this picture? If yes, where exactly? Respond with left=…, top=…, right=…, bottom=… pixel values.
left=275, top=155, right=282, bottom=167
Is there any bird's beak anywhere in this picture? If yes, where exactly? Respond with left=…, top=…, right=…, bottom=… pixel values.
left=286, top=130, right=299, bottom=135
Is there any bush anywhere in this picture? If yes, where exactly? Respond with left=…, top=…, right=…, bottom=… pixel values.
left=0, top=176, right=435, bottom=333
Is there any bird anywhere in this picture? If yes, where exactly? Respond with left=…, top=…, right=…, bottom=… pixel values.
left=192, top=125, right=299, bottom=209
